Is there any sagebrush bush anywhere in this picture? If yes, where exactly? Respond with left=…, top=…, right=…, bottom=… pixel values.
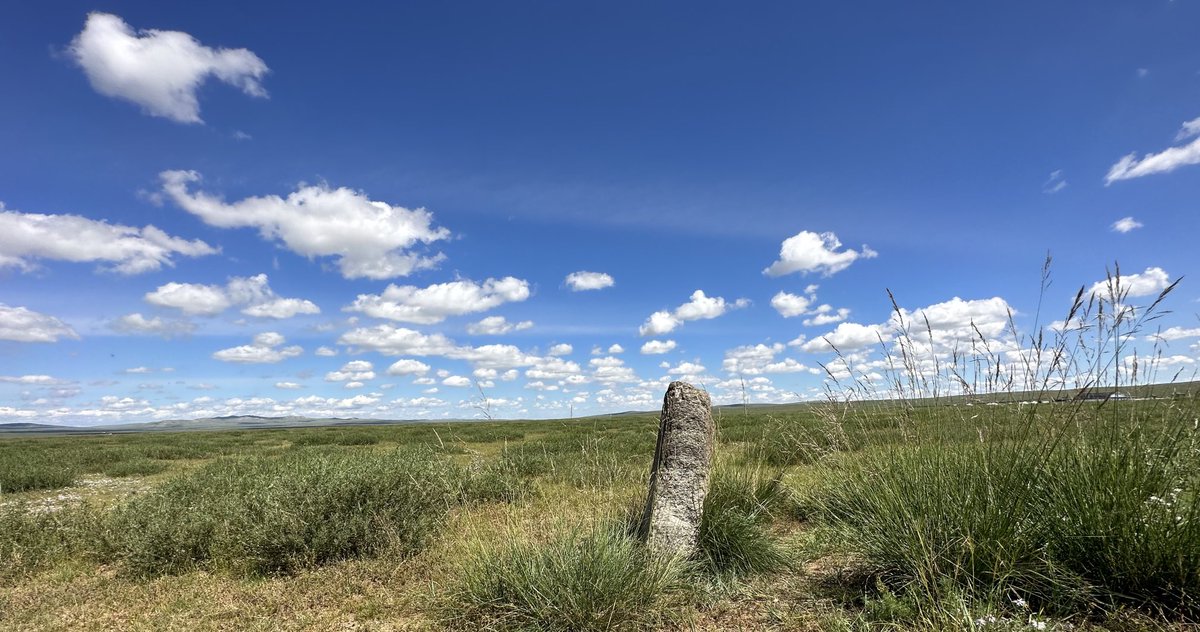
left=104, top=448, right=459, bottom=577
left=443, top=526, right=687, bottom=631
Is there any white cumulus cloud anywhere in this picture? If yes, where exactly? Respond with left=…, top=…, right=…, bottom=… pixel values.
left=386, top=359, right=431, bottom=376
left=640, top=339, right=677, bottom=355
left=467, top=315, right=534, bottom=335
left=801, top=322, right=890, bottom=353
left=326, top=360, right=375, bottom=383
left=212, top=332, right=303, bottom=364
left=1089, top=267, right=1171, bottom=299
left=764, top=230, right=877, bottom=277
left=144, top=274, right=318, bottom=318
left=160, top=171, right=450, bottom=279
left=638, top=290, right=749, bottom=336
left=803, top=305, right=851, bottom=327
left=347, top=277, right=530, bottom=324
left=548, top=343, right=573, bottom=356
left=69, top=12, right=269, bottom=124
left=0, top=304, right=79, bottom=343
left=0, top=203, right=216, bottom=274
left=565, top=271, right=615, bottom=291
left=109, top=312, right=196, bottom=338
left=770, top=291, right=813, bottom=318
left=1148, top=326, right=1200, bottom=342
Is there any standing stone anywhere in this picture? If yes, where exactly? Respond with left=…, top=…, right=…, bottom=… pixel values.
left=639, top=381, right=715, bottom=558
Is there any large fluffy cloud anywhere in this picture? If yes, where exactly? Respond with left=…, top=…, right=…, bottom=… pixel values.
left=69, top=12, right=268, bottom=123
left=0, top=203, right=216, bottom=274
left=638, top=290, right=749, bottom=336
left=347, top=277, right=530, bottom=324
left=211, top=332, right=303, bottom=364
left=160, top=171, right=450, bottom=279
left=0, top=304, right=79, bottom=343
left=764, top=230, right=877, bottom=277
left=144, top=273, right=319, bottom=318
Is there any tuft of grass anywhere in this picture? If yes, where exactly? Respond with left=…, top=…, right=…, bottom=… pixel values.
left=104, top=447, right=460, bottom=577
left=443, top=526, right=688, bottom=631
left=696, top=468, right=791, bottom=578
left=459, top=456, right=538, bottom=504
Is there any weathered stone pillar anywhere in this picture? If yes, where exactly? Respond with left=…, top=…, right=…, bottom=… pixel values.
left=639, top=381, right=715, bottom=558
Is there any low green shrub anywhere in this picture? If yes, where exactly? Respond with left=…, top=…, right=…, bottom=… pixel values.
left=0, top=450, right=76, bottom=493
left=104, top=448, right=459, bottom=577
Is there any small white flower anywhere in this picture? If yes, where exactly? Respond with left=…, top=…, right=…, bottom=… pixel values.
left=1029, top=620, right=1047, bottom=630
left=1014, top=597, right=1028, bottom=608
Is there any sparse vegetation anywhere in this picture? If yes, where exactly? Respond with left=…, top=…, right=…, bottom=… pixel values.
left=1, top=266, right=1198, bottom=630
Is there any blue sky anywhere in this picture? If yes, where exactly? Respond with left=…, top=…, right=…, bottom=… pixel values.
left=1, top=2, right=1197, bottom=425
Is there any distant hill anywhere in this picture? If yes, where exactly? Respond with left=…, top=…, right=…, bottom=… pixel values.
left=2, top=381, right=1195, bottom=435
left=0, top=422, right=83, bottom=432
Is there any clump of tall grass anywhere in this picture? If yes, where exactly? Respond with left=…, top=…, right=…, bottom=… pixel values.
left=442, top=526, right=688, bottom=631
left=0, top=450, right=76, bottom=493
left=459, top=455, right=538, bottom=504
left=811, top=260, right=1200, bottom=617
left=105, top=447, right=460, bottom=577
left=696, top=467, right=791, bottom=577
left=0, top=502, right=102, bottom=578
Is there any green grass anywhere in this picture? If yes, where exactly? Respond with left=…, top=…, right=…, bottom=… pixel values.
left=104, top=447, right=461, bottom=577
left=696, top=467, right=791, bottom=577
left=814, top=401, right=1200, bottom=617
left=442, top=526, right=688, bottom=631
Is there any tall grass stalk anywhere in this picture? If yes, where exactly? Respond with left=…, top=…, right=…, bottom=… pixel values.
left=807, top=260, right=1200, bottom=618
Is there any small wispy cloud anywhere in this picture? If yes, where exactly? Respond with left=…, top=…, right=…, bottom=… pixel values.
left=1107, top=116, right=1200, bottom=184
left=1110, top=216, right=1144, bottom=233
left=1043, top=170, right=1068, bottom=194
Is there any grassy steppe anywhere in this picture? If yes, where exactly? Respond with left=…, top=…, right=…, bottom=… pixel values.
left=1, top=393, right=1197, bottom=631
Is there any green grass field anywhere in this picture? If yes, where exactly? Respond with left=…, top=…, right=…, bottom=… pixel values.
left=1, top=391, right=1197, bottom=631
